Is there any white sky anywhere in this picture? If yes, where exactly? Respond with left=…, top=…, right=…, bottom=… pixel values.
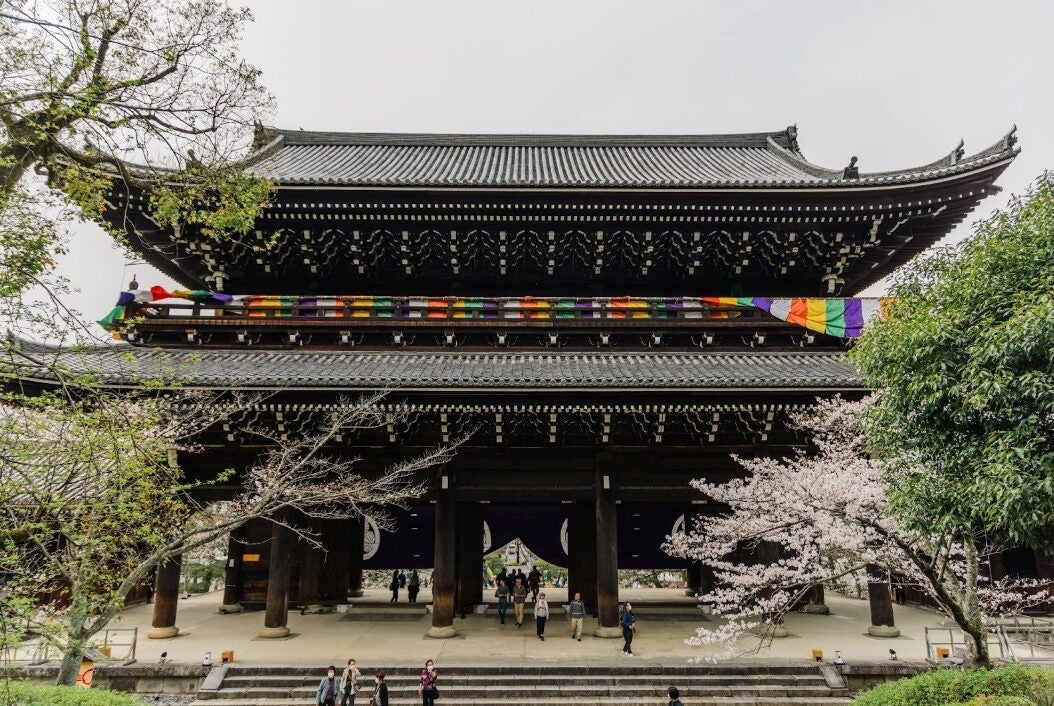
left=56, top=0, right=1054, bottom=333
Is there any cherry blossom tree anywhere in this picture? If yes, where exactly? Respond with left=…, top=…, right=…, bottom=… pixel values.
left=1, top=387, right=459, bottom=685
left=664, top=395, right=1047, bottom=666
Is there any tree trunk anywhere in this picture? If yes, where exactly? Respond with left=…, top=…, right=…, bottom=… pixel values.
left=55, top=645, right=85, bottom=686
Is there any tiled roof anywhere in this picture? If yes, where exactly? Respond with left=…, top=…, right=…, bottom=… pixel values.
left=9, top=340, right=863, bottom=391
left=243, top=125, right=1019, bottom=189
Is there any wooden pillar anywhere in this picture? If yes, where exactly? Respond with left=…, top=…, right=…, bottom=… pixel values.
left=567, top=501, right=597, bottom=617
left=258, top=516, right=293, bottom=638
left=428, top=472, right=457, bottom=638
left=147, top=554, right=182, bottom=639
left=866, top=564, right=900, bottom=637
left=803, top=583, right=830, bottom=614
left=685, top=562, right=702, bottom=596
left=594, top=457, right=621, bottom=637
left=219, top=530, right=244, bottom=613
left=348, top=515, right=364, bottom=598
left=322, top=518, right=351, bottom=605
left=456, top=502, right=484, bottom=614
left=298, top=541, right=323, bottom=609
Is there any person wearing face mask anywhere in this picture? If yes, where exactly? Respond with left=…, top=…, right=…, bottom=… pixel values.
left=370, top=673, right=388, bottom=706
left=317, top=665, right=340, bottom=706
left=340, top=658, right=361, bottom=705
left=419, top=659, right=438, bottom=706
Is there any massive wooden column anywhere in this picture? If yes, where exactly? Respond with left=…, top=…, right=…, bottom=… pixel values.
left=866, top=564, right=900, bottom=637
left=258, top=515, right=293, bottom=638
left=456, top=502, right=484, bottom=613
left=147, top=554, right=182, bottom=639
left=322, top=518, right=352, bottom=605
left=594, top=457, right=621, bottom=637
left=298, top=536, right=323, bottom=609
left=219, top=530, right=244, bottom=613
left=567, top=501, right=598, bottom=616
left=428, top=472, right=457, bottom=638
left=348, top=515, right=364, bottom=598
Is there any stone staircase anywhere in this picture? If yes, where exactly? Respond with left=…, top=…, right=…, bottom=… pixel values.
left=192, top=663, right=852, bottom=705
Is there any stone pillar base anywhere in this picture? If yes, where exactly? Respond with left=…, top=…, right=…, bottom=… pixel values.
left=771, top=624, right=789, bottom=638
left=593, top=626, right=623, bottom=638
left=146, top=626, right=179, bottom=639
left=349, top=589, right=365, bottom=598
left=867, top=624, right=900, bottom=638
left=684, top=589, right=698, bottom=597
left=218, top=604, right=243, bottom=614
left=302, top=604, right=333, bottom=614
left=256, top=626, right=290, bottom=639
left=802, top=603, right=831, bottom=615
left=426, top=625, right=457, bottom=639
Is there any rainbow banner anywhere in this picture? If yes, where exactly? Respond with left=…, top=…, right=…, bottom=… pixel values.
left=102, top=288, right=888, bottom=339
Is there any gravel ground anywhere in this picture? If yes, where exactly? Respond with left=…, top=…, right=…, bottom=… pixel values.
left=137, top=696, right=195, bottom=705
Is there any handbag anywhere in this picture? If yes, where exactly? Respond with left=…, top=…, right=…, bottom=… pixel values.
left=430, top=685, right=440, bottom=699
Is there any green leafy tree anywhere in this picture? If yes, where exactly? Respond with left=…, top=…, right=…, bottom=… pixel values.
left=851, top=175, right=1054, bottom=547
left=0, top=0, right=274, bottom=303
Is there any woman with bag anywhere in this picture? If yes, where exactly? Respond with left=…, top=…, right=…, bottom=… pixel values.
left=339, top=658, right=361, bottom=705
left=534, top=591, right=550, bottom=640
left=419, top=659, right=438, bottom=705
left=369, top=673, right=388, bottom=706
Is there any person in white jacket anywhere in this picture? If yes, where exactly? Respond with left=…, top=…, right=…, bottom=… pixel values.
left=534, top=592, right=550, bottom=640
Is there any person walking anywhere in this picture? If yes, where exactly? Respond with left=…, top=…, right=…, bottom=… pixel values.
left=316, top=665, right=340, bottom=706
left=496, top=567, right=509, bottom=591
left=534, top=591, right=549, bottom=640
left=339, top=658, right=361, bottom=706
left=370, top=673, right=388, bottom=706
left=527, top=566, right=541, bottom=601
left=494, top=579, right=510, bottom=625
left=620, top=601, right=637, bottom=655
left=512, top=577, right=527, bottom=627
left=667, top=685, right=684, bottom=705
left=419, top=660, right=438, bottom=706
left=407, top=570, right=420, bottom=604
left=568, top=591, right=586, bottom=641
left=389, top=570, right=400, bottom=603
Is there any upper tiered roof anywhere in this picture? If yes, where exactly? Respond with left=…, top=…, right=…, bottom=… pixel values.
left=244, top=125, right=1017, bottom=190
left=99, top=124, right=1018, bottom=296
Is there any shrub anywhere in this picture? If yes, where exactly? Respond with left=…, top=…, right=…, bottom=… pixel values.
left=852, top=665, right=1054, bottom=706
left=0, top=680, right=144, bottom=706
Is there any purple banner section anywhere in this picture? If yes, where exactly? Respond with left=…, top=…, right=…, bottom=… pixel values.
left=361, top=503, right=693, bottom=570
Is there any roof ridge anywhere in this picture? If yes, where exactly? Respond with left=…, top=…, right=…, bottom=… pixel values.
left=257, top=126, right=793, bottom=149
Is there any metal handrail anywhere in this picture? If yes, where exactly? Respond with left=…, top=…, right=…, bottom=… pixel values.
left=0, top=627, right=137, bottom=666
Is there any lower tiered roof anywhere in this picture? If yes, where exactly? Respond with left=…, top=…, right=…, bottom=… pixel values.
left=9, top=340, right=860, bottom=392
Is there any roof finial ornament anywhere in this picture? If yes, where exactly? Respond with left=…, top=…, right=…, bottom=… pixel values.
left=128, top=273, right=138, bottom=290
left=842, top=156, right=859, bottom=180
left=1005, top=124, right=1018, bottom=149
left=953, top=139, right=965, bottom=164
left=786, top=124, right=800, bottom=152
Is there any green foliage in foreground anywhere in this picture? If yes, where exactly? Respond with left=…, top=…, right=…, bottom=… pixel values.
left=852, top=664, right=1054, bottom=706
left=0, top=680, right=144, bottom=706
left=851, top=175, right=1054, bottom=546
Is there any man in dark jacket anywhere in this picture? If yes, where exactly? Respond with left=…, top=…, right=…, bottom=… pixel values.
left=667, top=685, right=684, bottom=705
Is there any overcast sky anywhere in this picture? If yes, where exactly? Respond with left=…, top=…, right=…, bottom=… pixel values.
left=56, top=0, right=1054, bottom=334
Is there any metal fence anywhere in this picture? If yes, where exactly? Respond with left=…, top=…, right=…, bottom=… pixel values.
left=924, top=620, right=1054, bottom=663
left=0, top=627, right=137, bottom=666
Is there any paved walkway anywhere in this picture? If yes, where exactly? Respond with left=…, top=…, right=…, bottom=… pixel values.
left=108, top=588, right=969, bottom=667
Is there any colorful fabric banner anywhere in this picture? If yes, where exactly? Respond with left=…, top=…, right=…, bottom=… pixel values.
left=103, top=288, right=889, bottom=339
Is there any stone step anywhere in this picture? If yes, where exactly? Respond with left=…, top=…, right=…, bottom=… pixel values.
left=218, top=674, right=828, bottom=688
left=198, top=684, right=837, bottom=699
left=217, top=664, right=831, bottom=676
